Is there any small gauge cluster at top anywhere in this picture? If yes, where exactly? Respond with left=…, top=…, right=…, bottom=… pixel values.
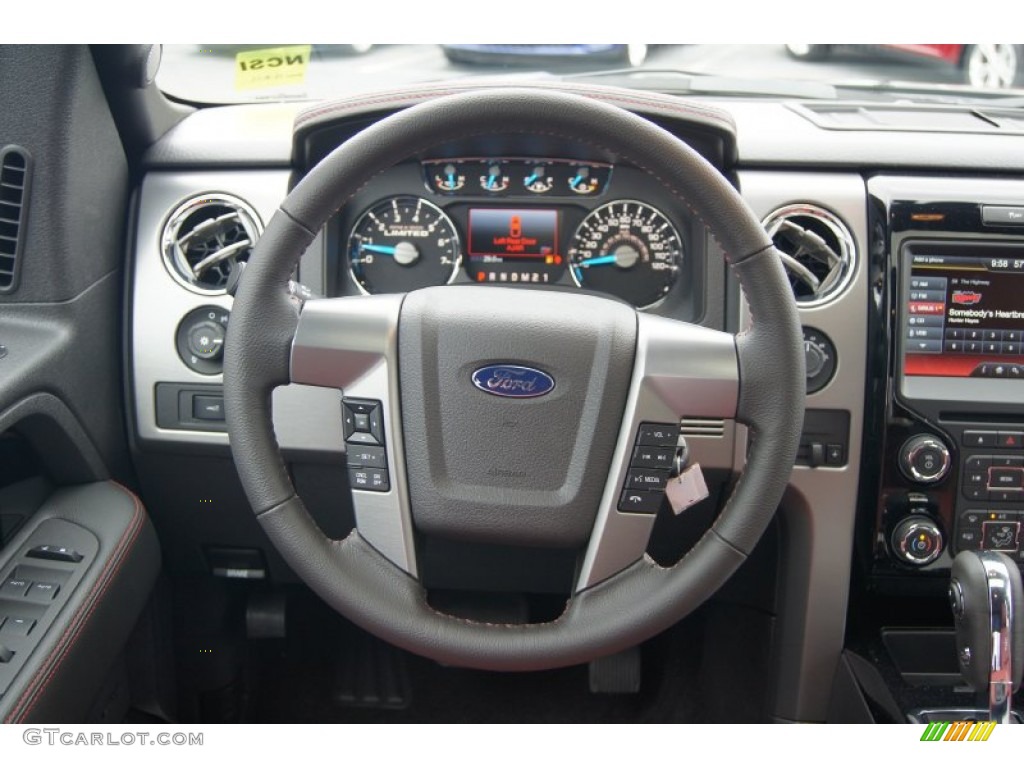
left=424, top=158, right=612, bottom=197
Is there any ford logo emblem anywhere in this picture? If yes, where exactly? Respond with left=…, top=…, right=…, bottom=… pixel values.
left=471, top=364, right=555, bottom=399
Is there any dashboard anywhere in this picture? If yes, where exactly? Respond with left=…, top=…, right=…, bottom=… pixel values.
left=125, top=82, right=1024, bottom=723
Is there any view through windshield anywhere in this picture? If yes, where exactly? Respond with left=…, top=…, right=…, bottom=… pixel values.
left=158, top=44, right=1024, bottom=105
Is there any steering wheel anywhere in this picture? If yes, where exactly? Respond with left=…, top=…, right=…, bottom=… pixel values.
left=223, top=89, right=804, bottom=671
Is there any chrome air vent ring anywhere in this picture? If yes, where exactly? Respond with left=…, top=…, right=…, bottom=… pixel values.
left=762, top=203, right=856, bottom=307
left=160, top=193, right=263, bottom=294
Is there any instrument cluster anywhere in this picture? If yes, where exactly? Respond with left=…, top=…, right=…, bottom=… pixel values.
left=343, top=156, right=690, bottom=310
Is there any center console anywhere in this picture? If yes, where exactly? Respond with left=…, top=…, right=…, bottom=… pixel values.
left=868, top=179, right=1024, bottom=578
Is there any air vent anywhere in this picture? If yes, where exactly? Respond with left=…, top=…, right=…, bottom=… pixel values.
left=0, top=146, right=32, bottom=293
left=762, top=204, right=856, bottom=306
left=680, top=418, right=725, bottom=438
left=161, top=194, right=262, bottom=293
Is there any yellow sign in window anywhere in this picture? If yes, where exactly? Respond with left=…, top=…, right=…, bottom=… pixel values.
left=235, top=45, right=311, bottom=91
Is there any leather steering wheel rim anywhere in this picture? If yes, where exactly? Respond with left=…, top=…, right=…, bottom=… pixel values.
left=223, top=88, right=804, bottom=671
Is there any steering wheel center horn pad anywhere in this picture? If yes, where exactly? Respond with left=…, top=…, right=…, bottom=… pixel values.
left=399, top=286, right=635, bottom=548
left=224, top=88, right=804, bottom=671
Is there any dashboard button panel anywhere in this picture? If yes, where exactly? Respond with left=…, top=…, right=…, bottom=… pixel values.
left=344, top=398, right=389, bottom=493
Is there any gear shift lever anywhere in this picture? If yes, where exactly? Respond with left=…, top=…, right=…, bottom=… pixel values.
left=950, top=550, right=1024, bottom=723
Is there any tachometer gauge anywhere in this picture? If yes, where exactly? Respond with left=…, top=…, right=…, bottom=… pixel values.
left=567, top=200, right=682, bottom=308
left=348, top=196, right=461, bottom=294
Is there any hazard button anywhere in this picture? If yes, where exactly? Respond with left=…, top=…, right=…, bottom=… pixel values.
left=997, top=430, right=1024, bottom=449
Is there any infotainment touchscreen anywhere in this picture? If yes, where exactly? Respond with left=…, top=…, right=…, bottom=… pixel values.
left=904, top=251, right=1024, bottom=380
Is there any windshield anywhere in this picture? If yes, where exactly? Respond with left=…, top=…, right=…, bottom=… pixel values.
left=158, top=44, right=1024, bottom=105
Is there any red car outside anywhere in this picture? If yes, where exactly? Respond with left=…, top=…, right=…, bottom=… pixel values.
left=785, top=44, right=1022, bottom=89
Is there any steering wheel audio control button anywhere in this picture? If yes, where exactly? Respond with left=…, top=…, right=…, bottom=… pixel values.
left=618, top=489, right=663, bottom=514
left=632, top=446, right=675, bottom=469
left=637, top=423, right=680, bottom=447
left=626, top=468, right=669, bottom=491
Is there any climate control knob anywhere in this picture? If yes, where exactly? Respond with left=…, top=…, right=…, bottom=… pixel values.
left=892, top=516, right=944, bottom=566
left=899, top=434, right=951, bottom=484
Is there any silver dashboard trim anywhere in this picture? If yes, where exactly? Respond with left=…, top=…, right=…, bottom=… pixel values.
left=132, top=171, right=341, bottom=451
left=737, top=171, right=868, bottom=723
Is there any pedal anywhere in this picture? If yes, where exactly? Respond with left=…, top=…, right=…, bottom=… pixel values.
left=332, top=621, right=411, bottom=710
left=588, top=645, right=642, bottom=694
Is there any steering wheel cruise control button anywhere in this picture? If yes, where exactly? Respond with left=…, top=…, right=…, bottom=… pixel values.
left=343, top=398, right=390, bottom=492
left=348, top=446, right=387, bottom=469
left=349, top=468, right=389, bottom=492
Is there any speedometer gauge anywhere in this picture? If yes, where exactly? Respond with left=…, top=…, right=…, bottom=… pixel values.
left=567, top=200, right=682, bottom=308
left=348, top=196, right=461, bottom=294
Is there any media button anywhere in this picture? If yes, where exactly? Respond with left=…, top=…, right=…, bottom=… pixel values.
left=988, top=467, right=1024, bottom=489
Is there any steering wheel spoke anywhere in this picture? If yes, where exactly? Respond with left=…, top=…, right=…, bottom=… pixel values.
left=576, top=314, right=739, bottom=589
left=291, top=294, right=418, bottom=576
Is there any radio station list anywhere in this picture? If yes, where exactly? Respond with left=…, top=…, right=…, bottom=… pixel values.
left=905, top=253, right=1024, bottom=378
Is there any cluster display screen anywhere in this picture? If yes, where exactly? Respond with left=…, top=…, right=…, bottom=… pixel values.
left=465, top=208, right=564, bottom=284
left=904, top=251, right=1024, bottom=379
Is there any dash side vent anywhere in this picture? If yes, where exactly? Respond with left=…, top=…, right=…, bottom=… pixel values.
left=0, top=146, right=32, bottom=293
left=161, top=193, right=262, bottom=293
left=762, top=204, right=856, bottom=307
